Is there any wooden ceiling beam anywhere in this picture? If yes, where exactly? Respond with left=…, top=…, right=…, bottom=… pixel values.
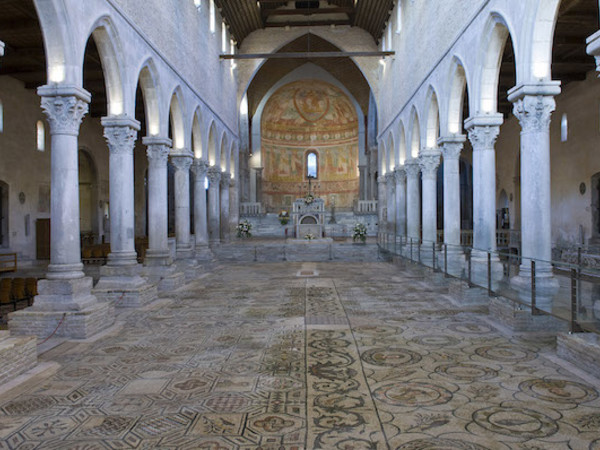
left=262, top=7, right=354, bottom=16
left=220, top=50, right=394, bottom=59
left=264, top=19, right=351, bottom=27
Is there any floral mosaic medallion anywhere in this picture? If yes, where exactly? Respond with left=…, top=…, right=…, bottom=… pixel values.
left=396, top=438, right=490, bottom=449
left=410, top=334, right=460, bottom=346
left=472, top=406, right=559, bottom=439
left=518, top=379, right=599, bottom=405
left=361, top=347, right=423, bottom=367
left=374, top=382, right=453, bottom=407
left=473, top=344, right=536, bottom=363
left=434, top=363, right=499, bottom=382
left=447, top=322, right=493, bottom=334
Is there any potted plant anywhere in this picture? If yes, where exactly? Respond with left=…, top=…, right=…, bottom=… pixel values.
left=236, top=220, right=252, bottom=238
left=353, top=223, right=367, bottom=243
left=304, top=233, right=315, bottom=241
left=278, top=210, right=290, bottom=225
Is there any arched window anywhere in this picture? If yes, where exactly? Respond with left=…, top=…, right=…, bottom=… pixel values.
left=36, top=120, right=45, bottom=151
left=396, top=1, right=402, bottom=34
left=561, top=113, right=568, bottom=142
left=221, top=22, right=228, bottom=52
left=209, top=0, right=216, bottom=33
left=194, top=0, right=201, bottom=7
left=306, top=151, right=318, bottom=179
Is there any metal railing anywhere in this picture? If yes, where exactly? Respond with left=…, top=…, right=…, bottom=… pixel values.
left=379, top=234, right=600, bottom=335
left=354, top=200, right=378, bottom=215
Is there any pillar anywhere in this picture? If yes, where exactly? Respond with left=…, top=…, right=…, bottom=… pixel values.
left=419, top=149, right=441, bottom=245
left=9, top=85, right=114, bottom=339
left=143, top=137, right=172, bottom=265
left=171, top=153, right=194, bottom=260
left=229, top=177, right=240, bottom=237
left=220, top=172, right=231, bottom=242
left=405, top=158, right=421, bottom=242
left=377, top=175, right=387, bottom=241
left=102, top=116, right=140, bottom=267
left=386, top=172, right=396, bottom=235
left=191, top=159, right=212, bottom=260
left=254, top=167, right=264, bottom=203
left=439, top=136, right=466, bottom=248
left=207, top=166, right=221, bottom=246
left=358, top=164, right=367, bottom=201
left=508, top=83, right=561, bottom=294
left=394, top=167, right=407, bottom=237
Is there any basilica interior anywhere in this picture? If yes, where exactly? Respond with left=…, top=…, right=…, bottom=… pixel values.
left=0, top=0, right=600, bottom=448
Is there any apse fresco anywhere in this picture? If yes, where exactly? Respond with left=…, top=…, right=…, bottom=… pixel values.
left=262, top=79, right=359, bottom=210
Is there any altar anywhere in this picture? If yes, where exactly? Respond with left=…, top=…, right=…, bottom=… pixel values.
left=293, top=196, right=325, bottom=239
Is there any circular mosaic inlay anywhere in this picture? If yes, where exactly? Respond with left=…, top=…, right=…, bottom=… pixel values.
left=519, top=379, right=599, bottom=404
left=396, top=438, right=490, bottom=450
left=434, top=363, right=498, bottom=382
left=411, top=334, right=460, bottom=347
left=472, top=406, right=559, bottom=438
left=374, top=382, right=452, bottom=407
left=353, top=325, right=401, bottom=337
left=361, top=348, right=422, bottom=367
left=447, top=322, right=493, bottom=334
left=474, top=345, right=536, bottom=363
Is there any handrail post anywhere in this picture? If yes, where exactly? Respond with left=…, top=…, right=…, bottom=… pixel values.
left=432, top=242, right=436, bottom=271
left=444, top=244, right=448, bottom=278
left=467, top=250, right=472, bottom=287
left=531, top=260, right=537, bottom=315
left=487, top=251, right=492, bottom=296
left=570, top=268, right=578, bottom=333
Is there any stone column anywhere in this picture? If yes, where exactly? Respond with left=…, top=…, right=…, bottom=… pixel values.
left=229, top=177, right=240, bottom=238
left=94, top=117, right=158, bottom=307
left=191, top=159, right=212, bottom=261
left=405, top=158, right=421, bottom=242
left=586, top=30, right=600, bottom=73
left=220, top=172, right=231, bottom=242
left=254, top=167, right=264, bottom=203
left=143, top=137, right=171, bottom=265
left=439, top=136, right=466, bottom=248
left=207, top=167, right=221, bottom=246
left=171, top=153, right=194, bottom=260
left=9, top=85, right=114, bottom=339
left=419, top=149, right=441, bottom=245
left=394, top=167, right=407, bottom=237
left=358, top=164, right=367, bottom=200
left=465, top=115, right=504, bottom=287
left=508, top=83, right=561, bottom=295
left=377, top=175, right=387, bottom=241
left=386, top=173, right=396, bottom=235
left=102, top=116, right=140, bottom=267
left=465, top=115, right=503, bottom=254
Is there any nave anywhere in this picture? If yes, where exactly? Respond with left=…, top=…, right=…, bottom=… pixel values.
left=1, top=261, right=599, bottom=449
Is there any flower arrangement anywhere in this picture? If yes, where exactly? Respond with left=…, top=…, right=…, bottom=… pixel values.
left=236, top=220, right=252, bottom=238
left=353, top=223, right=367, bottom=243
left=304, top=193, right=315, bottom=205
left=278, top=210, right=290, bottom=225
left=304, top=233, right=316, bottom=240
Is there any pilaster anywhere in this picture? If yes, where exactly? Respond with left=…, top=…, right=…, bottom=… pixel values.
left=191, top=159, right=212, bottom=261
left=207, top=167, right=222, bottom=246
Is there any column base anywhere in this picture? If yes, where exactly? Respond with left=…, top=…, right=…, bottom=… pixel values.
left=509, top=272, right=560, bottom=311
left=9, top=297, right=114, bottom=340
left=489, top=296, right=567, bottom=333
left=0, top=331, right=37, bottom=386
left=93, top=264, right=158, bottom=308
left=448, top=280, right=490, bottom=306
left=557, top=333, right=600, bottom=380
left=468, top=251, right=505, bottom=291
left=176, top=246, right=194, bottom=260
left=143, top=249, right=172, bottom=267
left=143, top=264, right=186, bottom=292
left=176, top=258, right=201, bottom=282
left=194, top=244, right=213, bottom=262
left=438, top=248, right=466, bottom=278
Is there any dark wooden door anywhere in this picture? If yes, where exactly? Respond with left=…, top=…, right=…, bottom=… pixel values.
left=36, top=218, right=50, bottom=260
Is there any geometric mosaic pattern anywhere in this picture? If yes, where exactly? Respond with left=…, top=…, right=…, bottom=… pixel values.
left=0, top=261, right=599, bottom=449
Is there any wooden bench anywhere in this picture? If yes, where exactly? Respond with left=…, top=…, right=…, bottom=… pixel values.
left=0, top=253, right=17, bottom=273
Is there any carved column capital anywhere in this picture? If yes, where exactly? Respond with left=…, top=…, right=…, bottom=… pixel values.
left=467, top=125, right=500, bottom=151
left=439, top=135, right=466, bottom=161
left=102, top=116, right=140, bottom=156
left=404, top=159, right=421, bottom=178
left=512, top=95, right=556, bottom=133
left=171, top=153, right=193, bottom=172
left=394, top=167, right=406, bottom=184
left=220, top=172, right=231, bottom=188
left=419, top=149, right=441, bottom=179
left=207, top=166, right=222, bottom=185
left=38, top=85, right=91, bottom=136
left=192, top=159, right=209, bottom=178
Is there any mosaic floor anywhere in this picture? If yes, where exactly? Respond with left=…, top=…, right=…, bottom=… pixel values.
left=0, top=261, right=599, bottom=449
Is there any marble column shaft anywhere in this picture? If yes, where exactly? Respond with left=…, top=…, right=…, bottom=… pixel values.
left=466, top=115, right=503, bottom=253
left=143, top=137, right=171, bottom=264
left=207, top=167, right=221, bottom=245
left=386, top=173, right=396, bottom=235
left=358, top=165, right=367, bottom=201
left=439, top=136, right=466, bottom=248
left=254, top=167, right=264, bottom=203
left=229, top=177, right=240, bottom=235
left=419, top=149, right=441, bottom=244
left=171, top=153, right=194, bottom=258
left=509, top=85, right=560, bottom=277
left=102, top=116, right=140, bottom=267
left=405, top=159, right=421, bottom=241
left=394, top=167, right=407, bottom=237
left=220, top=172, right=231, bottom=242
left=377, top=176, right=387, bottom=230
left=39, top=86, right=91, bottom=280
left=191, top=159, right=209, bottom=247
